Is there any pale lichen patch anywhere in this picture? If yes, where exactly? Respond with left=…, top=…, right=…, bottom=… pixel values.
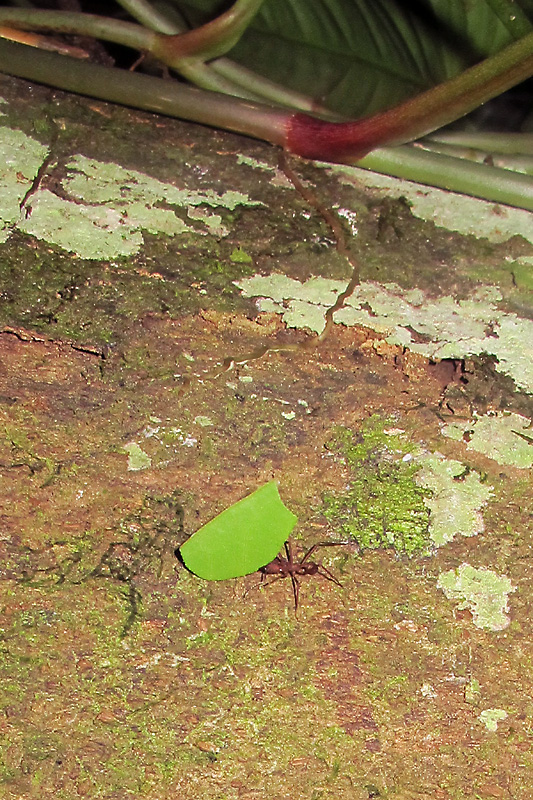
left=235, top=274, right=533, bottom=392
left=235, top=154, right=293, bottom=188
left=65, top=154, right=259, bottom=212
left=194, top=416, right=213, bottom=427
left=0, top=130, right=261, bottom=258
left=20, top=188, right=144, bottom=258
left=442, top=413, right=533, bottom=469
left=437, top=563, right=515, bottom=631
left=331, top=164, right=533, bottom=244
left=0, top=126, right=49, bottom=242
left=187, top=206, right=228, bottom=237
left=123, top=442, right=152, bottom=471
left=478, top=708, right=508, bottom=731
left=415, top=453, right=493, bottom=547
left=281, top=299, right=330, bottom=334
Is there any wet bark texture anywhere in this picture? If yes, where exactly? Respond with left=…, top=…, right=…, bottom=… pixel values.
left=0, top=73, right=532, bottom=799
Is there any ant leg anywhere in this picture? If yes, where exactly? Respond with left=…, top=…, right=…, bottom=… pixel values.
left=285, top=539, right=294, bottom=566
left=316, top=564, right=343, bottom=588
left=300, top=540, right=355, bottom=564
left=260, top=574, right=284, bottom=589
left=290, top=573, right=300, bottom=614
left=300, top=543, right=320, bottom=564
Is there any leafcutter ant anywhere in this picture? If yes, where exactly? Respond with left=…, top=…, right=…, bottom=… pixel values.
left=259, top=538, right=355, bottom=614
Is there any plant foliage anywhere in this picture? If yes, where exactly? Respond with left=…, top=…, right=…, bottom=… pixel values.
left=175, top=0, right=533, bottom=115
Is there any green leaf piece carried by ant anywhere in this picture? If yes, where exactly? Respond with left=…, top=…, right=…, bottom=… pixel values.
left=179, top=480, right=297, bottom=580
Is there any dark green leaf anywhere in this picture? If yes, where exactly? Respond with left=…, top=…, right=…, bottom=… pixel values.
left=175, top=0, right=533, bottom=115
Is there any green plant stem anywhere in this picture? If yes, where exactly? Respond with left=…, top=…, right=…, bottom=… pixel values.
left=0, top=9, right=155, bottom=52
left=0, top=4, right=316, bottom=107
left=0, top=3, right=263, bottom=61
left=0, top=6, right=263, bottom=99
left=427, top=131, right=533, bottom=156
left=416, top=140, right=533, bottom=176
left=0, top=37, right=289, bottom=143
left=356, top=146, right=533, bottom=211
left=1, top=37, right=533, bottom=210
left=286, top=31, right=533, bottom=160
left=170, top=58, right=266, bottom=98
left=115, top=0, right=187, bottom=34
left=126, top=0, right=332, bottom=112
left=153, top=0, right=266, bottom=62
left=206, top=60, right=336, bottom=114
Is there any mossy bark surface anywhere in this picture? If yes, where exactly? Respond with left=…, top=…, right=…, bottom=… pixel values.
left=1, top=74, right=532, bottom=799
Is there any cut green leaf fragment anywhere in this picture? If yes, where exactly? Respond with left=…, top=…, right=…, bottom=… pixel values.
left=179, top=480, right=297, bottom=580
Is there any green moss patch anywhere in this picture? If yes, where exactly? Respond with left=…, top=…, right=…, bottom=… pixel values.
left=322, top=417, right=431, bottom=555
